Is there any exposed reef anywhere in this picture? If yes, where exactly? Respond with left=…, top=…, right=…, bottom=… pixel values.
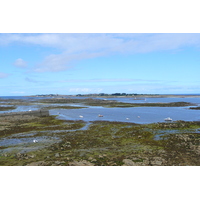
left=1, top=113, right=200, bottom=166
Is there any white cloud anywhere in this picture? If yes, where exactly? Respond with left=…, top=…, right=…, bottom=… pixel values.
left=2, top=33, right=200, bottom=53
left=2, top=33, right=200, bottom=72
left=14, top=58, right=27, bottom=68
left=0, top=72, right=9, bottom=78
left=59, top=78, right=162, bottom=83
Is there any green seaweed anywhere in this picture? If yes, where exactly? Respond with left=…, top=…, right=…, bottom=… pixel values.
left=1, top=114, right=200, bottom=166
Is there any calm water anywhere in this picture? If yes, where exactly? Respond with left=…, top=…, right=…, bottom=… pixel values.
left=50, top=106, right=200, bottom=124
left=1, top=96, right=200, bottom=124
left=107, top=97, right=200, bottom=104
left=51, top=97, right=200, bottom=124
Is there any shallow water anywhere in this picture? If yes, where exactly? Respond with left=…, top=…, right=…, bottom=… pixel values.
left=1, top=96, right=200, bottom=123
left=153, top=128, right=200, bottom=140
left=107, top=97, right=200, bottom=105
left=51, top=106, right=200, bottom=124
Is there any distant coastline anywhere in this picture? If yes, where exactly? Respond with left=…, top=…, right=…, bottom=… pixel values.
left=26, top=93, right=200, bottom=98
left=1, top=93, right=200, bottom=99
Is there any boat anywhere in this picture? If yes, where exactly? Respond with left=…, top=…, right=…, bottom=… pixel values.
left=98, top=114, right=103, bottom=117
left=164, top=117, right=172, bottom=121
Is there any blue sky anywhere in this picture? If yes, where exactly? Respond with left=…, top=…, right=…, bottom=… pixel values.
left=1, top=33, right=200, bottom=96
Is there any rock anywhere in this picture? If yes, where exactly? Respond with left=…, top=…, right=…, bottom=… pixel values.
left=55, top=153, right=60, bottom=157
left=55, top=161, right=65, bottom=165
left=28, top=154, right=35, bottom=158
left=88, top=157, right=93, bottom=160
left=196, top=146, right=200, bottom=155
left=26, top=161, right=47, bottom=166
left=142, top=159, right=150, bottom=165
left=68, top=160, right=95, bottom=166
left=16, top=153, right=22, bottom=158
left=151, top=160, right=162, bottom=165
left=122, top=159, right=139, bottom=166
left=150, top=157, right=163, bottom=166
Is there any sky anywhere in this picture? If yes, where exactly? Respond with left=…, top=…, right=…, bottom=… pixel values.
left=1, top=33, right=200, bottom=96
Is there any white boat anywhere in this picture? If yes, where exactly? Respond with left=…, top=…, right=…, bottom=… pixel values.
left=98, top=114, right=103, bottom=117
left=164, top=117, right=172, bottom=121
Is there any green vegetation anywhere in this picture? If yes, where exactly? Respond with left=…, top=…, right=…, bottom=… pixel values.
left=86, top=101, right=195, bottom=108
left=190, top=106, right=200, bottom=110
left=38, top=98, right=195, bottom=108
left=44, top=106, right=87, bottom=109
left=1, top=96, right=200, bottom=166
left=1, top=115, right=200, bottom=166
left=0, top=106, right=16, bottom=111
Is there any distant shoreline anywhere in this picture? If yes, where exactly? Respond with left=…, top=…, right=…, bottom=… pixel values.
left=27, top=94, right=200, bottom=98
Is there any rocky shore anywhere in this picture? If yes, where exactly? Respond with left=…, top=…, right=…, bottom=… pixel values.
left=1, top=96, right=200, bottom=166
left=0, top=112, right=200, bottom=166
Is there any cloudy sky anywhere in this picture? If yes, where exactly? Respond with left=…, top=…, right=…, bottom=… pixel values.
left=1, top=33, right=200, bottom=96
